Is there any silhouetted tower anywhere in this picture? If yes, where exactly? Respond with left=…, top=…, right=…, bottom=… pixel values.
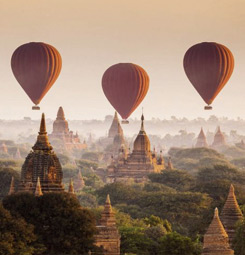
left=95, top=194, right=120, bottom=255
left=196, top=128, right=208, bottom=148
left=212, top=126, right=226, bottom=147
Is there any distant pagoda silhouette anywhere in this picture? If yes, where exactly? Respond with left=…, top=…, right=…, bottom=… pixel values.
left=202, top=208, right=234, bottom=255
left=196, top=128, right=208, bottom=148
left=212, top=126, right=226, bottom=147
left=18, top=113, right=64, bottom=194
left=166, top=156, right=173, bottom=170
left=108, top=112, right=123, bottom=139
left=95, top=194, right=120, bottom=255
left=220, top=184, right=243, bottom=245
left=49, top=106, right=87, bottom=152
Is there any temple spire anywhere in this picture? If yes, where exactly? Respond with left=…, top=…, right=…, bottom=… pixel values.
left=196, top=127, right=208, bottom=148
left=220, top=184, right=243, bottom=245
left=57, top=106, right=65, bottom=120
left=33, top=113, right=52, bottom=151
left=99, top=194, right=116, bottom=226
left=8, top=176, right=15, bottom=195
left=140, top=114, right=145, bottom=131
left=68, top=178, right=75, bottom=194
left=167, top=157, right=173, bottom=170
left=202, top=208, right=234, bottom=255
left=35, top=177, right=43, bottom=196
left=39, top=113, right=47, bottom=134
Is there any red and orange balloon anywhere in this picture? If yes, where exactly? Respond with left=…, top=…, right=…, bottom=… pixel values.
left=183, top=42, right=234, bottom=109
left=102, top=63, right=149, bottom=120
left=11, top=42, right=62, bottom=109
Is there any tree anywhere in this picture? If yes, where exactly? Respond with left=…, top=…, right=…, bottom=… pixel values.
left=3, top=192, right=97, bottom=255
left=233, top=218, right=245, bottom=255
left=0, top=204, right=38, bottom=255
left=159, top=232, right=201, bottom=255
left=148, top=170, right=195, bottom=191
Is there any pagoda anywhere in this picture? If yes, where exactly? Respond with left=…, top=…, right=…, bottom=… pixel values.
left=212, top=126, right=226, bottom=148
left=108, top=112, right=123, bottom=139
left=220, top=184, right=243, bottom=245
left=18, top=113, right=64, bottom=194
left=103, top=112, right=127, bottom=163
left=106, top=114, right=164, bottom=183
left=202, top=208, right=234, bottom=255
left=95, top=194, right=120, bottom=255
left=73, top=170, right=85, bottom=191
left=196, top=128, right=208, bottom=148
left=49, top=107, right=87, bottom=152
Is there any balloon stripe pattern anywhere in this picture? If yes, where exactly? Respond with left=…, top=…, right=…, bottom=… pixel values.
left=11, top=42, right=62, bottom=105
left=183, top=42, right=234, bottom=105
left=102, top=63, right=149, bottom=119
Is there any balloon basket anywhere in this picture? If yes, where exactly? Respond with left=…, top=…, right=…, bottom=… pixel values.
left=121, top=120, right=129, bottom=124
left=204, top=105, right=212, bottom=110
left=32, top=105, right=40, bottom=110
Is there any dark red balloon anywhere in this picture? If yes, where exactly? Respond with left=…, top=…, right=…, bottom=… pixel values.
left=11, top=42, right=62, bottom=105
left=102, top=63, right=149, bottom=119
left=183, top=42, right=234, bottom=106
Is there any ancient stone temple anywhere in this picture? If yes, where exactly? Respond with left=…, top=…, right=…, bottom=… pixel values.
left=202, top=208, right=234, bottom=255
left=108, top=112, right=123, bottom=140
left=196, top=128, right=208, bottom=148
left=49, top=106, right=87, bottom=152
left=95, top=194, right=120, bottom=255
left=212, top=126, right=226, bottom=148
left=73, top=170, right=85, bottom=192
left=103, top=112, right=127, bottom=163
left=220, top=184, right=243, bottom=245
left=106, top=114, right=164, bottom=183
left=18, top=113, right=64, bottom=194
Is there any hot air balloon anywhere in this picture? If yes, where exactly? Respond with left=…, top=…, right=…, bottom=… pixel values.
left=11, top=42, right=62, bottom=110
left=183, top=42, right=234, bottom=110
left=102, top=63, right=149, bottom=123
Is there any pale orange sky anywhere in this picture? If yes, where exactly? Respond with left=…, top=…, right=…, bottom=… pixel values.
left=1, top=0, right=245, bottom=120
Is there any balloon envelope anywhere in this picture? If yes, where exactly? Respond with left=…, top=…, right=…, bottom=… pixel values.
left=183, top=42, right=234, bottom=106
left=102, top=63, right=149, bottom=119
left=11, top=42, right=62, bottom=105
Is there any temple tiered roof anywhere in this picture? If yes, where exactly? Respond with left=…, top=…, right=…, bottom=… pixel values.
left=220, top=184, right=243, bottom=244
left=202, top=208, right=234, bottom=255
left=19, top=113, right=64, bottom=194
left=196, top=128, right=208, bottom=148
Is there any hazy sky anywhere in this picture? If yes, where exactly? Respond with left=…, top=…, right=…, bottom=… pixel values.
left=1, top=0, right=245, bottom=120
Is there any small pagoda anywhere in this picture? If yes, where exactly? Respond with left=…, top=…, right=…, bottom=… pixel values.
left=108, top=112, right=123, bottom=139
left=220, top=184, right=243, bottom=245
left=196, top=128, right=208, bottom=148
left=202, top=208, right=234, bottom=255
left=18, top=113, right=64, bottom=194
left=212, top=126, right=226, bottom=148
left=95, top=194, right=120, bottom=255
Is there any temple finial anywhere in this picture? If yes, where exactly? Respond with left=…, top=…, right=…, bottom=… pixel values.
left=214, top=207, right=219, bottom=218
left=35, top=177, right=43, bottom=196
left=39, top=113, right=47, bottom=134
left=68, top=178, right=75, bottom=194
left=141, top=113, right=145, bottom=131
